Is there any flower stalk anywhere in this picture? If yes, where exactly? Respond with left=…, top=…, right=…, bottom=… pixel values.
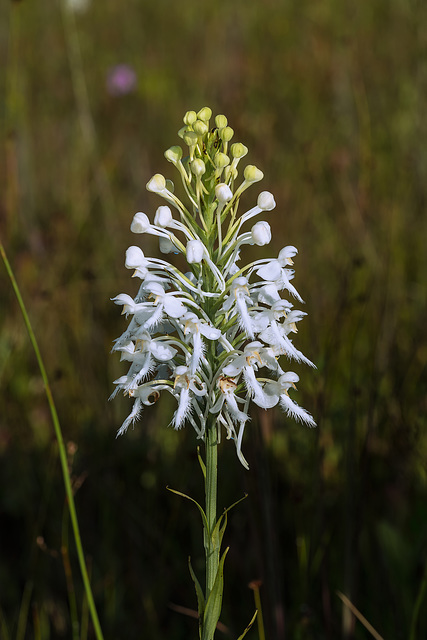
left=204, top=419, right=218, bottom=599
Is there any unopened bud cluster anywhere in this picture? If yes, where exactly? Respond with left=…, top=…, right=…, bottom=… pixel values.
left=112, top=108, right=315, bottom=468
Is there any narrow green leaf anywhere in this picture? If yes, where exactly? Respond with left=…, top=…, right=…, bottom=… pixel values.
left=197, top=446, right=207, bottom=480
left=223, top=493, right=248, bottom=516
left=210, top=512, right=225, bottom=551
left=202, top=547, right=229, bottom=640
left=211, top=494, right=248, bottom=549
left=236, top=611, right=258, bottom=640
left=218, top=512, right=228, bottom=548
left=188, top=557, right=205, bottom=639
left=166, top=486, right=209, bottom=531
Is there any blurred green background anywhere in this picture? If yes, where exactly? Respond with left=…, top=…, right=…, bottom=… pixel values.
left=1, top=0, right=427, bottom=638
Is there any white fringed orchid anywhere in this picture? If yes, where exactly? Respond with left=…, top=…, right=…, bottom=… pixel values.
left=112, top=107, right=315, bottom=468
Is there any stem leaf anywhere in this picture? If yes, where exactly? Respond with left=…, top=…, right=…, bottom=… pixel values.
left=197, top=446, right=206, bottom=480
left=236, top=610, right=258, bottom=640
left=166, top=486, right=209, bottom=531
left=202, top=547, right=229, bottom=640
left=211, top=493, right=248, bottom=549
left=188, top=557, right=205, bottom=639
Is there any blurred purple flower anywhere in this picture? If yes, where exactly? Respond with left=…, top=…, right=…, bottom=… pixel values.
left=106, top=65, right=137, bottom=96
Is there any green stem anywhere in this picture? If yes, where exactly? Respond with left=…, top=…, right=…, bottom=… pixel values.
left=0, top=242, right=104, bottom=640
left=204, top=418, right=219, bottom=600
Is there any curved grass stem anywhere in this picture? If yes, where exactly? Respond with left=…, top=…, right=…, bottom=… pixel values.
left=0, top=241, right=105, bottom=640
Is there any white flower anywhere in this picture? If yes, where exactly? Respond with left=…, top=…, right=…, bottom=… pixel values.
left=255, top=247, right=304, bottom=302
left=251, top=221, right=271, bottom=246
left=263, top=373, right=316, bottom=427
left=131, top=212, right=151, bottom=233
left=186, top=239, right=205, bottom=264
left=172, top=366, right=207, bottom=429
left=222, top=277, right=256, bottom=339
left=154, top=206, right=173, bottom=228
left=181, top=312, right=221, bottom=375
left=215, top=183, right=233, bottom=203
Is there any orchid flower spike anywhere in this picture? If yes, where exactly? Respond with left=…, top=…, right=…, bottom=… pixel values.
left=112, top=108, right=316, bottom=468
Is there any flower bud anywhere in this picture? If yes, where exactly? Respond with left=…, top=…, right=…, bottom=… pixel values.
left=215, top=114, right=228, bottom=129
left=215, top=183, right=233, bottom=203
left=190, top=158, right=206, bottom=177
left=197, top=107, right=212, bottom=122
left=220, top=126, right=234, bottom=142
left=125, top=246, right=145, bottom=269
left=183, top=110, right=197, bottom=125
left=257, top=191, right=276, bottom=210
left=178, top=126, right=189, bottom=139
left=214, top=152, right=230, bottom=168
left=183, top=130, right=198, bottom=147
left=154, top=205, right=173, bottom=228
left=251, top=221, right=271, bottom=246
left=231, top=143, right=248, bottom=159
left=244, top=165, right=264, bottom=183
left=186, top=239, right=205, bottom=264
left=193, top=120, right=208, bottom=136
left=164, top=146, right=183, bottom=164
left=146, top=174, right=166, bottom=193
left=131, top=212, right=151, bottom=233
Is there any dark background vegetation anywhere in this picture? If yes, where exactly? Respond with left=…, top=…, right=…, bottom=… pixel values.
left=1, top=0, right=427, bottom=638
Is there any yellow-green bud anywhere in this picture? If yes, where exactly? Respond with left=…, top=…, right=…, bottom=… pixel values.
left=183, top=110, right=197, bottom=125
left=165, top=179, right=175, bottom=193
left=231, top=143, right=248, bottom=159
left=178, top=126, right=189, bottom=139
left=183, top=130, right=198, bottom=147
left=191, top=158, right=206, bottom=177
left=197, top=107, right=212, bottom=122
left=214, top=152, right=230, bottom=168
left=215, top=114, right=228, bottom=129
left=193, top=120, right=208, bottom=136
left=243, top=165, right=264, bottom=183
left=146, top=174, right=166, bottom=193
left=164, top=146, right=183, bottom=164
left=220, top=126, right=234, bottom=143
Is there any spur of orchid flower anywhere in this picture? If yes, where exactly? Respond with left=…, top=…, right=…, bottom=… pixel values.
left=112, top=107, right=315, bottom=468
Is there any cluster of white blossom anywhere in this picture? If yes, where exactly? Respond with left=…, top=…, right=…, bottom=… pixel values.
left=112, top=108, right=315, bottom=468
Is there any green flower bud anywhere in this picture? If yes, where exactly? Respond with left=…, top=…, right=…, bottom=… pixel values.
left=193, top=120, right=208, bottom=136
left=178, top=126, right=189, bottom=139
left=183, top=110, right=197, bottom=125
left=191, top=158, right=206, bottom=177
left=220, top=126, right=234, bottom=143
left=146, top=174, right=166, bottom=193
left=215, top=114, right=228, bottom=129
left=165, top=179, right=175, bottom=193
left=164, top=146, right=183, bottom=164
left=231, top=143, right=248, bottom=159
left=214, top=152, right=230, bottom=168
left=243, top=165, right=264, bottom=183
left=197, top=107, right=212, bottom=122
left=183, top=130, right=198, bottom=147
